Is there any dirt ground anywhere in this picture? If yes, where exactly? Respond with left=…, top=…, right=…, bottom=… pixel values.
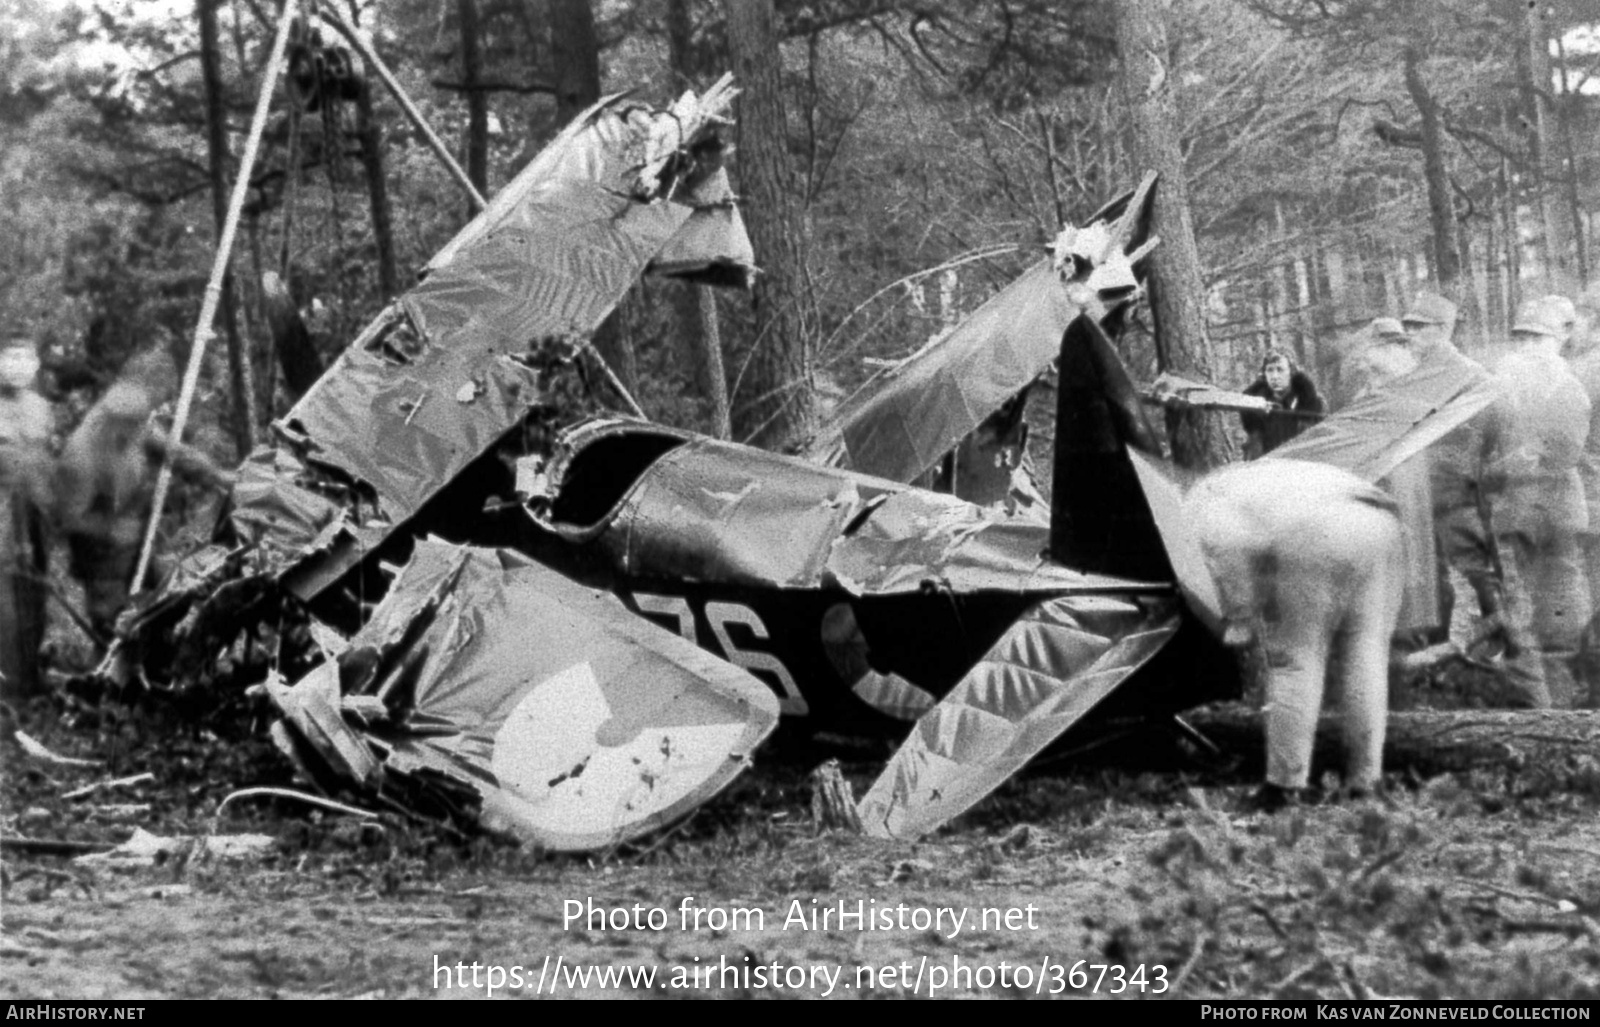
left=5, top=690, right=1600, bottom=1001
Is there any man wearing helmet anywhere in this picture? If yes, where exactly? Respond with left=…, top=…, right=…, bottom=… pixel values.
left=1475, top=295, right=1591, bottom=707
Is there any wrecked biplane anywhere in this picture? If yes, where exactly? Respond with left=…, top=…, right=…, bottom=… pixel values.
left=123, top=76, right=1500, bottom=852
left=240, top=159, right=1218, bottom=850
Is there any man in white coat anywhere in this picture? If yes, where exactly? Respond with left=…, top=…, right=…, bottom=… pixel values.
left=1186, top=459, right=1407, bottom=806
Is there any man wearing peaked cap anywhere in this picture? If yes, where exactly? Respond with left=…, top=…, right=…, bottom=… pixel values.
left=1349, top=315, right=1436, bottom=639
left=1352, top=317, right=1416, bottom=393
left=1402, top=291, right=1458, bottom=334
left=1394, top=292, right=1491, bottom=652
left=1371, top=316, right=1406, bottom=338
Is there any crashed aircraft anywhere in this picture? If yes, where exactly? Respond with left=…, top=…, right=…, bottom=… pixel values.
left=124, top=77, right=1502, bottom=853
left=246, top=157, right=1214, bottom=849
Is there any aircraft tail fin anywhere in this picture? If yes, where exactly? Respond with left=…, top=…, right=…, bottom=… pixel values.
left=1047, top=314, right=1171, bottom=583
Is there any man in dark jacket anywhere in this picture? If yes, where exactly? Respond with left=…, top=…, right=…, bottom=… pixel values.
left=1240, top=349, right=1326, bottom=458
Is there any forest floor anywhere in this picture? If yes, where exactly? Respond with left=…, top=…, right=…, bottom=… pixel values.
left=6, top=682, right=1600, bottom=1002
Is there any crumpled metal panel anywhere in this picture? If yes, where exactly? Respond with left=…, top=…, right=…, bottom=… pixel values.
left=825, top=488, right=1157, bottom=596
left=270, top=539, right=780, bottom=852
left=589, top=431, right=1151, bottom=596
left=608, top=437, right=875, bottom=587
left=266, top=664, right=383, bottom=786
left=1269, top=352, right=1500, bottom=481
left=856, top=594, right=1181, bottom=839
left=229, top=448, right=345, bottom=561
left=230, top=85, right=750, bottom=601
left=279, top=189, right=689, bottom=526
left=647, top=168, right=755, bottom=284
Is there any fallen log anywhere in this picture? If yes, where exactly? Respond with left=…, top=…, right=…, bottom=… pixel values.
left=0, top=836, right=115, bottom=856
left=1184, top=702, right=1600, bottom=784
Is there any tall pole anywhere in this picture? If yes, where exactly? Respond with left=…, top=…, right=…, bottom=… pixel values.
left=132, top=0, right=300, bottom=595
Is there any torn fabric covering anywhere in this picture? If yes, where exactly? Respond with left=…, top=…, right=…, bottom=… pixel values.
left=1268, top=353, right=1500, bottom=481
left=554, top=428, right=1158, bottom=596
left=269, top=539, right=780, bottom=852
left=817, top=260, right=1078, bottom=482
left=856, top=594, right=1181, bottom=839
left=806, top=174, right=1155, bottom=484
left=227, top=82, right=751, bottom=601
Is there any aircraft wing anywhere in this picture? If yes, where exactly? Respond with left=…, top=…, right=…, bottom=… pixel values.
left=1267, top=348, right=1499, bottom=481
left=227, top=80, right=751, bottom=603
left=805, top=174, right=1156, bottom=483
left=855, top=593, right=1181, bottom=840
left=268, top=539, right=780, bottom=852
left=1124, top=347, right=1500, bottom=637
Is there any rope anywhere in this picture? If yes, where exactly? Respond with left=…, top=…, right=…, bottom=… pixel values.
left=131, top=0, right=301, bottom=596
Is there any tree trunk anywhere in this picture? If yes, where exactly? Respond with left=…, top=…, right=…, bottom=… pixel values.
left=1522, top=0, right=1577, bottom=293
left=1485, top=201, right=1507, bottom=338
left=550, top=0, right=641, bottom=403
left=456, top=0, right=488, bottom=199
left=1498, top=106, right=1524, bottom=326
left=198, top=0, right=256, bottom=459
left=1188, top=703, right=1600, bottom=786
left=1552, top=33, right=1590, bottom=285
left=1401, top=44, right=1463, bottom=308
left=551, top=0, right=600, bottom=122
left=725, top=0, right=816, bottom=449
left=666, top=0, right=733, bottom=437
left=1456, top=215, right=1483, bottom=349
left=664, top=0, right=695, bottom=89
left=1114, top=0, right=1232, bottom=470
left=260, top=271, right=324, bottom=400
left=354, top=69, right=398, bottom=302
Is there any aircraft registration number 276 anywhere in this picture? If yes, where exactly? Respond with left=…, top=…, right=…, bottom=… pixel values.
left=627, top=592, right=809, bottom=716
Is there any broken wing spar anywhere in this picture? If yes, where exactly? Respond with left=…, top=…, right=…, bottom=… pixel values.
left=270, top=539, right=780, bottom=853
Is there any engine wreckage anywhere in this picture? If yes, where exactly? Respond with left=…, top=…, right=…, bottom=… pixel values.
left=113, top=77, right=1503, bottom=852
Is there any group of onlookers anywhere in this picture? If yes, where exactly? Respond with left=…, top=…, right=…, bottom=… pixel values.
left=1239, top=285, right=1600, bottom=709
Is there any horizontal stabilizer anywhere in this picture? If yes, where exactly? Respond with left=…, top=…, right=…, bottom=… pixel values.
left=856, top=595, right=1180, bottom=840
